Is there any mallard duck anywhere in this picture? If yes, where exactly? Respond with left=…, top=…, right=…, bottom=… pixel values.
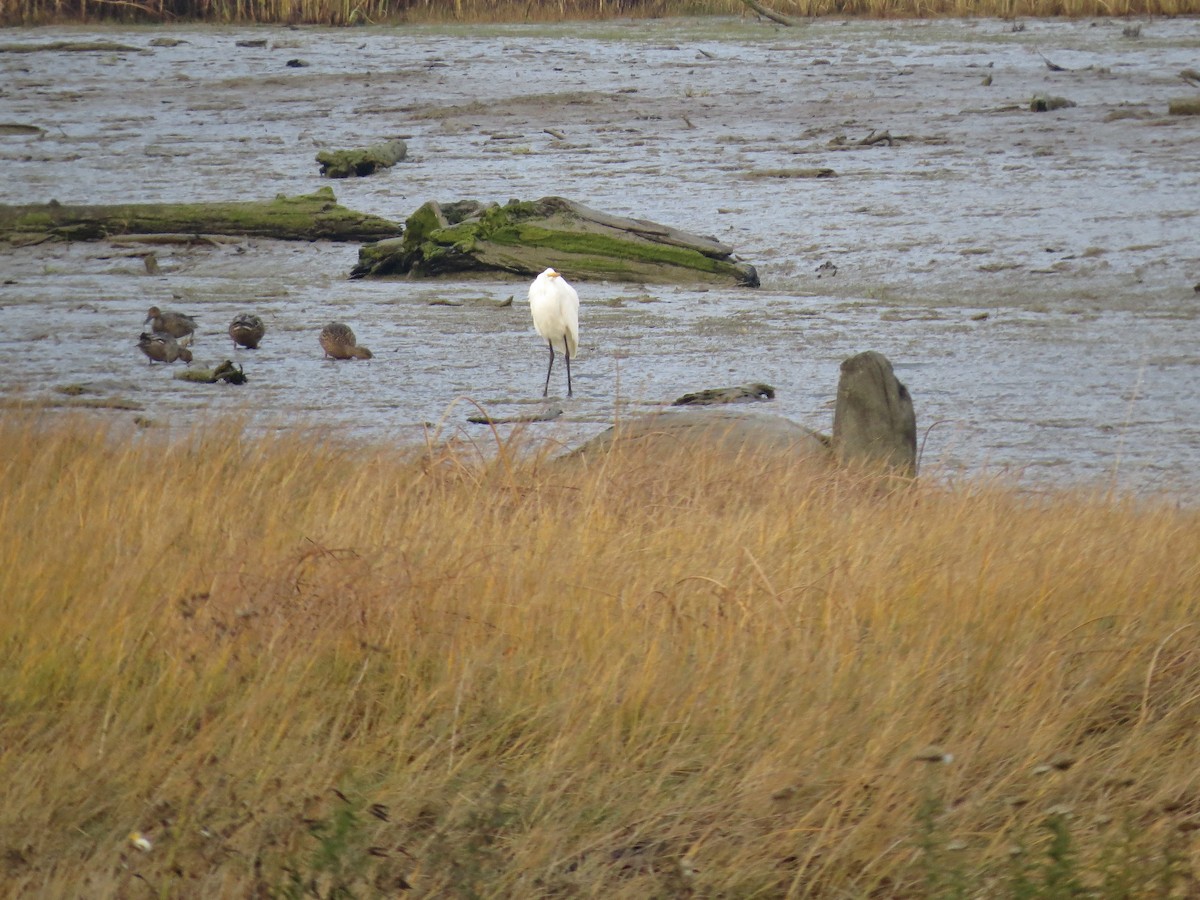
left=228, top=313, right=266, bottom=349
left=319, top=322, right=373, bottom=360
left=145, top=306, right=197, bottom=343
left=138, top=331, right=193, bottom=365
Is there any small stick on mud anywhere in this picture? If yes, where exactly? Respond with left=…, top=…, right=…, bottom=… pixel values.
left=1039, top=52, right=1070, bottom=72
left=857, top=130, right=893, bottom=146
left=543, top=128, right=566, bottom=140
left=739, top=0, right=798, bottom=27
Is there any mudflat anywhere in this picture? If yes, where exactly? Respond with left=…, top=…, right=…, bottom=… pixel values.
left=1, top=17, right=1197, bottom=493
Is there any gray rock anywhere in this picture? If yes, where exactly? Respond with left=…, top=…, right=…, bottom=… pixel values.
left=569, top=407, right=830, bottom=464
left=831, top=351, right=917, bottom=476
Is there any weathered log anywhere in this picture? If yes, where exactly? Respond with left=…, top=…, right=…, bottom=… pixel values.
left=831, top=351, right=917, bottom=476
left=351, top=196, right=760, bottom=287
left=0, top=187, right=402, bottom=243
left=739, top=0, right=799, bottom=26
left=0, top=41, right=143, bottom=53
left=1168, top=97, right=1200, bottom=116
left=467, top=406, right=563, bottom=425
left=672, top=383, right=775, bottom=406
left=316, top=140, right=407, bottom=178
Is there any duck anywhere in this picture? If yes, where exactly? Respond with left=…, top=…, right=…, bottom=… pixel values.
left=228, top=313, right=266, bottom=349
left=138, top=331, right=193, bottom=365
left=145, top=305, right=197, bottom=343
left=319, top=322, right=373, bottom=360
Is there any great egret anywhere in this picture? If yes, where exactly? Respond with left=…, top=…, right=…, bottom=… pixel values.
left=528, top=267, right=579, bottom=397
left=320, top=322, right=373, bottom=360
left=138, top=331, right=192, bottom=365
left=228, top=313, right=266, bottom=349
left=145, top=306, right=197, bottom=344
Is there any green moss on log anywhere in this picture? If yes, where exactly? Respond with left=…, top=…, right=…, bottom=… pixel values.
left=316, top=140, right=407, bottom=178
left=351, top=196, right=759, bottom=287
left=0, top=187, right=402, bottom=242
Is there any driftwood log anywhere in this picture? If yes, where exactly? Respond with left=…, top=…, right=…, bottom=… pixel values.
left=739, top=0, right=799, bottom=26
left=0, top=187, right=402, bottom=242
left=317, top=140, right=408, bottom=178
left=673, top=383, right=775, bottom=406
left=351, top=196, right=760, bottom=287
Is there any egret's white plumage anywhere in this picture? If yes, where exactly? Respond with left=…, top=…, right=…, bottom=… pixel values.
left=528, top=267, right=579, bottom=397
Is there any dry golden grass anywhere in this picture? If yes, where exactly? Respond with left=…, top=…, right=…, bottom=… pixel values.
left=2, top=411, right=1199, bottom=897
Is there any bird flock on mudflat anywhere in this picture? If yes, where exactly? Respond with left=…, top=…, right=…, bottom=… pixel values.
left=136, top=266, right=581, bottom=397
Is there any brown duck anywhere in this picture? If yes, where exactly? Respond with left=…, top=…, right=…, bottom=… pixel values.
left=145, top=305, right=197, bottom=343
left=229, top=313, right=266, bottom=349
left=320, top=322, right=373, bottom=360
left=138, top=332, right=193, bottom=365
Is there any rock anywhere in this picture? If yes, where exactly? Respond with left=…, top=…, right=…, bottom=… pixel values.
left=569, top=407, right=830, bottom=464
left=351, top=196, right=760, bottom=287
left=831, top=351, right=917, bottom=476
left=569, top=352, right=916, bottom=478
left=1030, top=94, right=1076, bottom=112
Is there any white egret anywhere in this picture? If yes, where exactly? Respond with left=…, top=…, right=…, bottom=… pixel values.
left=528, top=267, right=579, bottom=397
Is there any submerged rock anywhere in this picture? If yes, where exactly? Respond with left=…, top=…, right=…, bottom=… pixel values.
left=571, top=352, right=916, bottom=478
left=350, top=196, right=760, bottom=287
left=570, top=407, right=829, bottom=463
left=1030, top=94, right=1076, bottom=112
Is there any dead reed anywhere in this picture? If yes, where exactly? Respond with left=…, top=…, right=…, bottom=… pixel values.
left=3, top=0, right=1197, bottom=25
left=1, top=411, right=1198, bottom=896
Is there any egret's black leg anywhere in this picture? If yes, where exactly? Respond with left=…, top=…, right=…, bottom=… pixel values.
left=563, top=335, right=572, bottom=397
left=543, top=340, right=555, bottom=397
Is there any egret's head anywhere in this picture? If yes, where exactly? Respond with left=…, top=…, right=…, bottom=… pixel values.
left=544, top=268, right=559, bottom=279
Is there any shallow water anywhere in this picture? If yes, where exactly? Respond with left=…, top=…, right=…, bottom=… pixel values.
left=1, top=17, right=1198, bottom=494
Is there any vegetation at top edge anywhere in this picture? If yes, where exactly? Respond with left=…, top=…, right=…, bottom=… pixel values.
left=4, top=0, right=1198, bottom=27
left=2, top=412, right=1200, bottom=896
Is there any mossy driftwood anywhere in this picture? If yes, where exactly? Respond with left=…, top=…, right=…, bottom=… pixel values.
left=317, top=140, right=407, bottom=178
left=351, top=196, right=760, bottom=287
left=0, top=187, right=401, bottom=242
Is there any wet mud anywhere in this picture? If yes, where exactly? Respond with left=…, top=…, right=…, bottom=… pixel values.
left=1, top=17, right=1198, bottom=494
